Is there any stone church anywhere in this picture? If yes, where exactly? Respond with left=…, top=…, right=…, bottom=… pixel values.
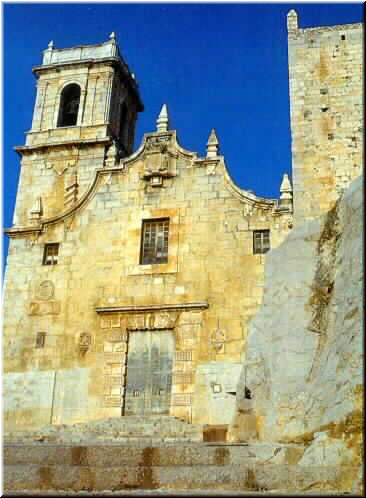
left=3, top=10, right=362, bottom=434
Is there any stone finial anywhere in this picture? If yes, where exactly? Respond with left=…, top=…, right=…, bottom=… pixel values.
left=47, top=40, right=54, bottom=49
left=280, top=173, right=292, bottom=193
left=156, top=104, right=169, bottom=132
left=109, top=32, right=116, bottom=40
left=287, top=9, right=299, bottom=31
left=280, top=173, right=293, bottom=209
left=206, top=129, right=219, bottom=158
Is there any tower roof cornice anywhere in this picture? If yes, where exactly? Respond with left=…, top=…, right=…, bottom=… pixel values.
left=35, top=36, right=143, bottom=111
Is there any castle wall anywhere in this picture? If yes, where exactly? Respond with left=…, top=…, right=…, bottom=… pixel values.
left=288, top=14, right=363, bottom=223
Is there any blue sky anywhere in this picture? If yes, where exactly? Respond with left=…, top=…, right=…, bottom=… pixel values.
left=2, top=3, right=363, bottom=271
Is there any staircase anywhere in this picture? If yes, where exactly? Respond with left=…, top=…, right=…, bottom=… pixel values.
left=4, top=440, right=358, bottom=493
left=3, top=417, right=360, bottom=493
left=3, top=415, right=203, bottom=444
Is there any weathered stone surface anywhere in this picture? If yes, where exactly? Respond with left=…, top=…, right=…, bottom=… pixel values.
left=4, top=416, right=203, bottom=444
left=2, top=10, right=363, bottom=495
left=230, top=175, right=363, bottom=492
left=288, top=11, right=363, bottom=223
left=3, top=442, right=360, bottom=493
left=3, top=34, right=292, bottom=430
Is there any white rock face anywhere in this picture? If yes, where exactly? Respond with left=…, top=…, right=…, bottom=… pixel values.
left=230, top=175, right=363, bottom=471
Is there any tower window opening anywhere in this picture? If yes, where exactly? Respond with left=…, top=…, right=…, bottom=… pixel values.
left=57, top=84, right=81, bottom=127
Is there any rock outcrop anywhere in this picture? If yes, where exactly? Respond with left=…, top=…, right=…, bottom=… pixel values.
left=229, top=175, right=363, bottom=492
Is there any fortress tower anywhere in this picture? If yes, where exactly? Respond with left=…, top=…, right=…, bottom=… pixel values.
left=287, top=10, right=363, bottom=223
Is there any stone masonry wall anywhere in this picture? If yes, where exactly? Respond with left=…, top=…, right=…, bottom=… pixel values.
left=3, top=129, right=292, bottom=430
left=288, top=11, right=363, bottom=223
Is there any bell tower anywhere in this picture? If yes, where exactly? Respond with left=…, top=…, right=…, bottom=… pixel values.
left=13, top=33, right=143, bottom=225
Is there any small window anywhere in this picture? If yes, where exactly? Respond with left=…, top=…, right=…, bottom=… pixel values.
left=35, top=332, right=46, bottom=348
left=57, top=84, right=81, bottom=127
left=341, top=35, right=346, bottom=41
left=43, top=243, right=59, bottom=265
left=140, top=219, right=169, bottom=265
left=253, top=230, right=270, bottom=254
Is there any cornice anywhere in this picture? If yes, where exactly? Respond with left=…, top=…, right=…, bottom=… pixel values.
left=95, top=302, right=209, bottom=314
left=14, top=137, right=111, bottom=155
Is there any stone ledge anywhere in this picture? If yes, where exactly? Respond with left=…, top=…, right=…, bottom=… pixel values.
left=95, top=303, right=209, bottom=314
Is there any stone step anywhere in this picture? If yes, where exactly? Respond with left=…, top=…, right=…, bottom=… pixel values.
left=3, top=443, right=358, bottom=493
left=4, top=416, right=204, bottom=443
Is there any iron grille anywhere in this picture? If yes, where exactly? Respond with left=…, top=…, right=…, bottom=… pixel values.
left=42, top=243, right=59, bottom=265
left=140, top=219, right=169, bottom=265
left=253, top=230, right=270, bottom=254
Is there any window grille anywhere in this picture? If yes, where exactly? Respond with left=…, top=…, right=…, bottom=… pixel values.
left=140, top=219, right=169, bottom=265
left=175, top=351, right=192, bottom=361
left=43, top=243, right=59, bottom=265
left=35, top=332, right=46, bottom=348
left=253, top=230, right=270, bottom=254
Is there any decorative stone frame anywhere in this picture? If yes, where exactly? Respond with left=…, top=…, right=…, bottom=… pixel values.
left=96, top=302, right=208, bottom=421
left=127, top=207, right=180, bottom=275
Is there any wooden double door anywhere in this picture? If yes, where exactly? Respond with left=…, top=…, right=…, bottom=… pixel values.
left=124, top=330, right=174, bottom=415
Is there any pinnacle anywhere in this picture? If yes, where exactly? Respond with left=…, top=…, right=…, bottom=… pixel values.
left=156, top=104, right=169, bottom=132
left=280, top=173, right=292, bottom=192
left=287, top=9, right=299, bottom=30
left=207, top=128, right=219, bottom=146
left=206, top=128, right=220, bottom=158
left=159, top=104, right=168, bottom=119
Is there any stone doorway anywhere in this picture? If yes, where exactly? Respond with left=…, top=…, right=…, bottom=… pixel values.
left=124, top=330, right=174, bottom=415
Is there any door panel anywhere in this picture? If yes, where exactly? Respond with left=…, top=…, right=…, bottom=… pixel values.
left=124, top=330, right=174, bottom=415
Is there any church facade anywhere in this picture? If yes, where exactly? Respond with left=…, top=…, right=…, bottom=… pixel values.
left=3, top=11, right=362, bottom=431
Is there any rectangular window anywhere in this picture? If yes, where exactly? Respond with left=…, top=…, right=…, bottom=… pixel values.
left=140, top=219, right=169, bottom=265
left=43, top=243, right=59, bottom=265
left=35, top=332, right=46, bottom=348
left=253, top=230, right=270, bottom=254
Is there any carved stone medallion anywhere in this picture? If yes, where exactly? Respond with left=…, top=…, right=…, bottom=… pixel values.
left=36, top=280, right=55, bottom=301
left=211, top=328, right=226, bottom=352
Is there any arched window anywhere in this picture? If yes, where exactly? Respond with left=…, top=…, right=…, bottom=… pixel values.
left=57, top=84, right=81, bottom=127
